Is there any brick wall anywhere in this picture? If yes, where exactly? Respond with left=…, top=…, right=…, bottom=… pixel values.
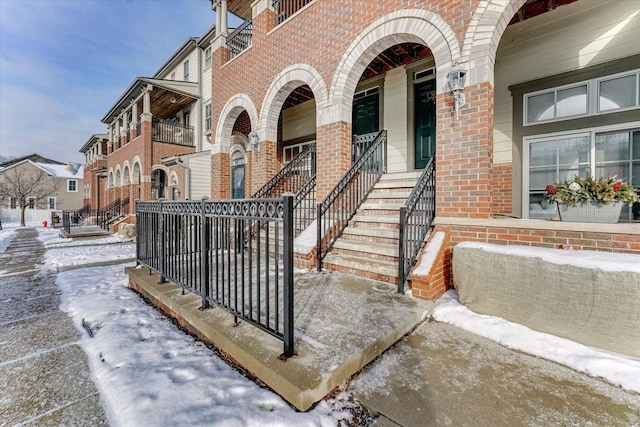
left=435, top=84, right=495, bottom=218
left=211, top=0, right=483, bottom=201
left=492, top=164, right=513, bottom=216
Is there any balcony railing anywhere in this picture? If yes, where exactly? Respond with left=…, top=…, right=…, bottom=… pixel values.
left=152, top=119, right=194, bottom=146
left=272, top=0, right=314, bottom=24
left=226, top=18, right=253, bottom=60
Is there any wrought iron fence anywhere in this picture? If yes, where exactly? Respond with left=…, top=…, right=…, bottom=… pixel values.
left=226, top=18, right=253, bottom=60
left=272, top=0, right=314, bottom=24
left=316, top=129, right=387, bottom=270
left=136, top=196, right=295, bottom=358
left=152, top=119, right=194, bottom=146
left=398, top=157, right=436, bottom=292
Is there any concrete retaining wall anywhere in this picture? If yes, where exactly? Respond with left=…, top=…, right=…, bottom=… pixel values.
left=453, top=242, right=640, bottom=358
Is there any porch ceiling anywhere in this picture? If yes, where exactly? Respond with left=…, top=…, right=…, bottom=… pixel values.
left=149, top=87, right=196, bottom=119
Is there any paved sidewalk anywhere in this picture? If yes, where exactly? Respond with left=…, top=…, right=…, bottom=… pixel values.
left=0, top=228, right=108, bottom=426
left=350, top=321, right=640, bottom=427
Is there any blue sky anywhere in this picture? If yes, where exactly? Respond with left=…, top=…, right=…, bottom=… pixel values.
left=0, top=0, right=217, bottom=163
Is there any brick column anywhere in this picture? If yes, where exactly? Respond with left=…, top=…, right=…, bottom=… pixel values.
left=315, top=121, right=352, bottom=201
left=250, top=140, right=279, bottom=194
left=211, top=152, right=230, bottom=199
left=436, top=82, right=494, bottom=218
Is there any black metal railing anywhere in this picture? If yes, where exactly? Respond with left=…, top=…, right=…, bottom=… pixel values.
left=226, top=18, right=253, bottom=60
left=352, top=132, right=378, bottom=163
left=272, top=0, right=314, bottom=24
left=317, top=129, right=387, bottom=270
left=62, top=198, right=130, bottom=234
left=253, top=144, right=316, bottom=198
left=152, top=119, right=194, bottom=146
left=136, top=197, right=295, bottom=358
left=253, top=144, right=316, bottom=236
left=397, top=157, right=436, bottom=293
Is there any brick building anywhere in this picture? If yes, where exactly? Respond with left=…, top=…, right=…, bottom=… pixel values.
left=204, top=0, right=639, bottom=298
left=95, top=24, right=217, bottom=219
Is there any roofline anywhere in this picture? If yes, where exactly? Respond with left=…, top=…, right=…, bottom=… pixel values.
left=79, top=133, right=109, bottom=153
left=153, top=37, right=200, bottom=78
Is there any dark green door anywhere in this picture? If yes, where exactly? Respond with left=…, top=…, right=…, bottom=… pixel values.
left=414, top=79, right=436, bottom=169
left=352, top=92, right=379, bottom=136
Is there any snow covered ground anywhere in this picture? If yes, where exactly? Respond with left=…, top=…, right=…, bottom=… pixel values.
left=2, top=222, right=639, bottom=426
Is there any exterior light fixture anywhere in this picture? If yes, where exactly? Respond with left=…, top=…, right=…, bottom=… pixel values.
left=249, top=131, right=259, bottom=153
left=447, top=62, right=467, bottom=118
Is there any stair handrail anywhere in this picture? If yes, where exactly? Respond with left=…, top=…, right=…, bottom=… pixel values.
left=397, top=156, right=436, bottom=293
left=252, top=143, right=316, bottom=199
left=316, top=129, right=387, bottom=271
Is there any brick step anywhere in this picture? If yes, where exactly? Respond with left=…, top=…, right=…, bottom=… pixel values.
left=322, top=253, right=398, bottom=284
left=332, top=240, right=398, bottom=263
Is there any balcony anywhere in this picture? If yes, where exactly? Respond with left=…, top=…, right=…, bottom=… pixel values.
left=152, top=119, right=194, bottom=147
left=272, top=0, right=314, bottom=24
left=226, top=18, right=253, bottom=60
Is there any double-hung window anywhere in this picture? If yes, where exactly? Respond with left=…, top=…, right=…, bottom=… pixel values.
left=68, top=179, right=78, bottom=192
left=183, top=60, right=190, bottom=81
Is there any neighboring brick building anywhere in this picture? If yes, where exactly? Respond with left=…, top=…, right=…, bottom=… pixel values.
left=204, top=0, right=639, bottom=298
left=93, top=24, right=217, bottom=217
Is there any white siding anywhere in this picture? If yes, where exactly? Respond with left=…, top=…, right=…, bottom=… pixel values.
left=383, top=67, right=409, bottom=173
left=282, top=100, right=316, bottom=142
left=494, top=0, right=640, bottom=165
left=188, top=154, right=211, bottom=199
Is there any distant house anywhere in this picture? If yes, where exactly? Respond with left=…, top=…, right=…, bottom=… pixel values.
left=0, top=153, right=84, bottom=223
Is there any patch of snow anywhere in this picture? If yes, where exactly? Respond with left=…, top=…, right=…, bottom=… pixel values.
left=412, top=231, right=445, bottom=276
left=432, top=289, right=640, bottom=393
left=457, top=241, right=640, bottom=273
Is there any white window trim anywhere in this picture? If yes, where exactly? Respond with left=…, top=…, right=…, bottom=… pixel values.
left=524, top=69, right=640, bottom=127
left=204, top=46, right=212, bottom=69
left=595, top=69, right=640, bottom=114
left=522, top=120, right=640, bottom=218
left=27, top=197, right=36, bottom=209
left=48, top=197, right=56, bottom=210
left=523, top=80, right=591, bottom=126
left=67, top=179, right=78, bottom=192
left=282, top=140, right=315, bottom=165
left=204, top=102, right=212, bottom=132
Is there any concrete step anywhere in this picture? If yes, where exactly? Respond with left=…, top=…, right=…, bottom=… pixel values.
left=374, top=181, right=418, bottom=190
left=343, top=227, right=399, bottom=240
left=360, top=202, right=404, bottom=211
left=322, top=253, right=398, bottom=283
left=351, top=215, right=400, bottom=228
left=379, top=171, right=422, bottom=181
left=332, top=239, right=398, bottom=261
left=366, top=191, right=411, bottom=200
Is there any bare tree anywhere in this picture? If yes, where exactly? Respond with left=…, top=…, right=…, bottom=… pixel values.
left=0, top=167, right=61, bottom=227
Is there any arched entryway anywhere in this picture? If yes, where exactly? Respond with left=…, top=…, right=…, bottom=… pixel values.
left=151, top=168, right=168, bottom=199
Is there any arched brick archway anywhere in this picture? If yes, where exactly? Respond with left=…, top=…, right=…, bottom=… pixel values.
left=215, top=94, right=259, bottom=154
left=328, top=9, right=460, bottom=124
left=460, top=0, right=528, bottom=85
left=259, top=64, right=328, bottom=143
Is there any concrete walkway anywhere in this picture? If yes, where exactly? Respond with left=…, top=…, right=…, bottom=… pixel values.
left=350, top=321, right=640, bottom=427
left=0, top=228, right=108, bottom=426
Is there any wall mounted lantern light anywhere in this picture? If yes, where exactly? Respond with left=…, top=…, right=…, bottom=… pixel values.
left=249, top=131, right=260, bottom=153
left=447, top=63, right=467, bottom=118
